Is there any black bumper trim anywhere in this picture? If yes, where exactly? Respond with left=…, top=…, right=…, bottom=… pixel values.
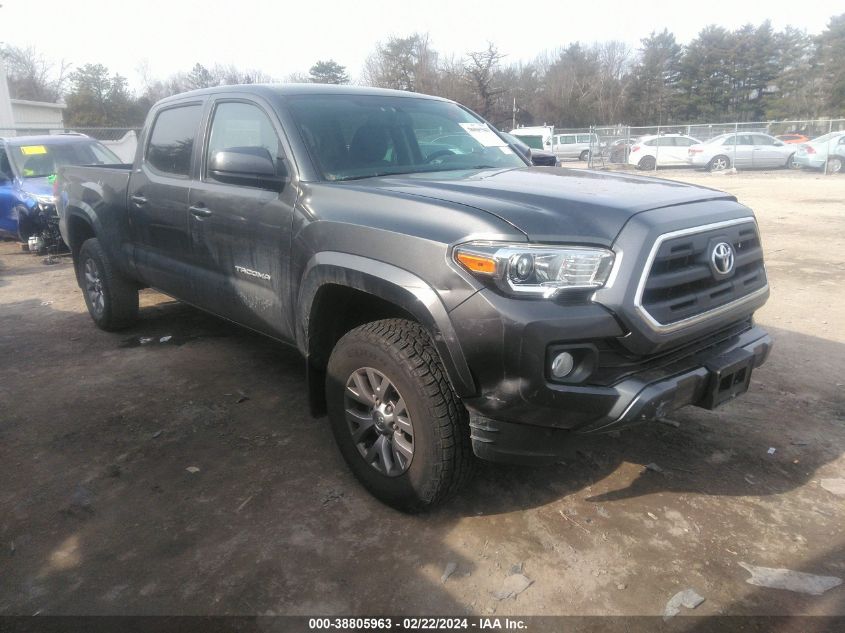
left=469, top=331, right=773, bottom=463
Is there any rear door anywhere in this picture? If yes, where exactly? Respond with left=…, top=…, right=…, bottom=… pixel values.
left=128, top=101, right=205, bottom=300
left=652, top=137, right=677, bottom=165
left=187, top=97, right=297, bottom=339
left=671, top=137, right=696, bottom=164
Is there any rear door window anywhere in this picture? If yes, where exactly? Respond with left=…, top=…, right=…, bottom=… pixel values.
left=146, top=105, right=203, bottom=177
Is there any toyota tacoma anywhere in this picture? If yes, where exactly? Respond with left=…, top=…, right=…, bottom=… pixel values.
left=57, top=85, right=772, bottom=511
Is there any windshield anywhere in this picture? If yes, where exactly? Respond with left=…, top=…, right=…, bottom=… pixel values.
left=513, top=134, right=544, bottom=150
left=287, top=94, right=526, bottom=181
left=8, top=140, right=121, bottom=178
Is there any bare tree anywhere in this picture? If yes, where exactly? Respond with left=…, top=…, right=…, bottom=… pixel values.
left=0, top=44, right=69, bottom=101
left=464, top=43, right=506, bottom=120
left=362, top=33, right=438, bottom=93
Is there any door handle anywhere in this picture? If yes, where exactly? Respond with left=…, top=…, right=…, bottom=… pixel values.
left=189, top=204, right=212, bottom=218
left=130, top=195, right=147, bottom=206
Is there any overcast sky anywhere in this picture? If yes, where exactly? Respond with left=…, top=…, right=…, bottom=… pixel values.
left=1, top=0, right=842, bottom=90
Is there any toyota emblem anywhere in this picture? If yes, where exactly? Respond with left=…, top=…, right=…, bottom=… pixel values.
left=711, top=242, right=735, bottom=275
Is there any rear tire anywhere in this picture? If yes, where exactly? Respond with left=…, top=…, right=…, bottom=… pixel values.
left=638, top=156, right=656, bottom=171
left=708, top=155, right=730, bottom=172
left=78, top=238, right=139, bottom=331
left=579, top=150, right=590, bottom=161
left=326, top=319, right=474, bottom=512
left=827, top=156, right=843, bottom=175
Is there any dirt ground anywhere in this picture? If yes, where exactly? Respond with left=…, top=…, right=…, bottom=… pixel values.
left=1, top=168, right=844, bottom=619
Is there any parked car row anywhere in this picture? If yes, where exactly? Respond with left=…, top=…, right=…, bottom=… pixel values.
left=508, top=127, right=600, bottom=161
left=614, top=130, right=845, bottom=174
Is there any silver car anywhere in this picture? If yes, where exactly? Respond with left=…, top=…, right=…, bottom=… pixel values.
left=687, top=133, right=795, bottom=171
left=552, top=133, right=599, bottom=161
left=793, top=132, right=845, bottom=174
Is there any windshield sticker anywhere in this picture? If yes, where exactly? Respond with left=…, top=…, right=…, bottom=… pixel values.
left=459, top=123, right=507, bottom=147
left=20, top=145, right=48, bottom=155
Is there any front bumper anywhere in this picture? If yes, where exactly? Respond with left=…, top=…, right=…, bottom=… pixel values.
left=469, top=327, right=772, bottom=464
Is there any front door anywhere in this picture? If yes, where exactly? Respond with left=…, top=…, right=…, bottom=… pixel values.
left=751, top=134, right=781, bottom=168
left=187, top=98, right=296, bottom=340
left=128, top=102, right=205, bottom=301
left=724, top=135, right=754, bottom=168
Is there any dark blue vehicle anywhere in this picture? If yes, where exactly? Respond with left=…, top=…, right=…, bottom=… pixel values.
left=0, top=134, right=121, bottom=249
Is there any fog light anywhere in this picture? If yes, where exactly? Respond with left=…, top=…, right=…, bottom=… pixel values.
left=551, top=352, right=575, bottom=378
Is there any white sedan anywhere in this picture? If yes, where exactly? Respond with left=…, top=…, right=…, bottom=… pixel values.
left=627, top=134, right=700, bottom=170
left=687, top=133, right=796, bottom=171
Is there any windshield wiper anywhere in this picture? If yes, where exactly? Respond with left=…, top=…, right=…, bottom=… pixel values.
left=334, top=170, right=423, bottom=182
left=334, top=165, right=502, bottom=182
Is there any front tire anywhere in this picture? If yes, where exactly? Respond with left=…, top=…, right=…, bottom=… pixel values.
left=78, top=238, right=139, bottom=331
left=827, top=156, right=843, bottom=175
left=579, top=150, right=590, bottom=161
left=708, top=155, right=731, bottom=172
left=326, top=319, right=474, bottom=512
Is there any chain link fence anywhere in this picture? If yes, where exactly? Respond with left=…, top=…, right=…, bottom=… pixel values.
left=581, top=119, right=845, bottom=175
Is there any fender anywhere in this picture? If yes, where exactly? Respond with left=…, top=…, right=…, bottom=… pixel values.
left=61, top=189, right=138, bottom=280
left=297, top=251, right=477, bottom=399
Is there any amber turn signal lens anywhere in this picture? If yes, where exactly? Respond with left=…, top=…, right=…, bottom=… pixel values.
left=456, top=252, right=497, bottom=275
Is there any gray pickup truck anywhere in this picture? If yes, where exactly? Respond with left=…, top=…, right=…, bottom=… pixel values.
left=58, top=84, right=772, bottom=511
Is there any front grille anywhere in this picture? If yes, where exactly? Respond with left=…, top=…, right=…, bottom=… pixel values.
left=639, top=220, right=767, bottom=326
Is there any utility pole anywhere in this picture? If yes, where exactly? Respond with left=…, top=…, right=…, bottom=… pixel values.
left=512, top=97, right=516, bottom=131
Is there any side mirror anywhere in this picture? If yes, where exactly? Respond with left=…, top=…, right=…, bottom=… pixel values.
left=209, top=147, right=284, bottom=191
left=774, top=141, right=784, bottom=147
left=509, top=144, right=530, bottom=163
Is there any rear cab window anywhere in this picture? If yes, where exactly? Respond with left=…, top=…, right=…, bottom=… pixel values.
left=146, top=104, right=204, bottom=177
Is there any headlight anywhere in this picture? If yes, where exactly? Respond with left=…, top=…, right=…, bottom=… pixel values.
left=24, top=192, right=57, bottom=206
left=454, top=241, right=615, bottom=298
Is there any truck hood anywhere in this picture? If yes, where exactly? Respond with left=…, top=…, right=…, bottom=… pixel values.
left=359, top=167, right=735, bottom=244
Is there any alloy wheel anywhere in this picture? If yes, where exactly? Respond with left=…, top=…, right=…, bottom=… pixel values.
left=84, top=258, right=105, bottom=317
left=344, top=367, right=414, bottom=477
left=711, top=157, right=728, bottom=171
